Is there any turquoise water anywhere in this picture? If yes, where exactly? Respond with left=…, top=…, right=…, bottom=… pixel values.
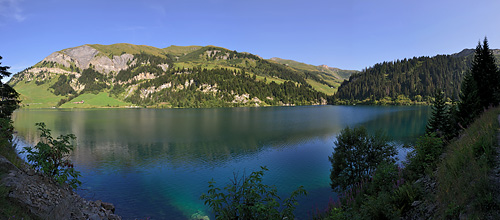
left=12, top=105, right=430, bottom=219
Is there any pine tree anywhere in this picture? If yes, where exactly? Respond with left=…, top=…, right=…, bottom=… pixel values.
left=471, top=37, right=500, bottom=108
left=0, top=56, right=20, bottom=119
left=456, top=71, right=481, bottom=128
left=426, top=90, right=452, bottom=139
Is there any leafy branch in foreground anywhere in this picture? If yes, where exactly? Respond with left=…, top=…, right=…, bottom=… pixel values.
left=22, top=122, right=81, bottom=189
left=201, top=166, right=307, bottom=220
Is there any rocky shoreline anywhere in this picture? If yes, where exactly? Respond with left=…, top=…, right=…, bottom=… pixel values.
left=0, top=155, right=121, bottom=220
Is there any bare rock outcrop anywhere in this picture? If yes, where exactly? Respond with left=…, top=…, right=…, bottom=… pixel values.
left=41, top=45, right=135, bottom=75
left=0, top=155, right=121, bottom=220
left=64, top=45, right=100, bottom=70
left=90, top=54, right=134, bottom=75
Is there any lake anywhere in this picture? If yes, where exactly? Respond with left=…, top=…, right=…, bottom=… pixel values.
left=12, top=105, right=430, bottom=219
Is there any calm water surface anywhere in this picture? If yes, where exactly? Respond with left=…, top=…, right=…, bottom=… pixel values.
left=12, top=105, right=430, bottom=219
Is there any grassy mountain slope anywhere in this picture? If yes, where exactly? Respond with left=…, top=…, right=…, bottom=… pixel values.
left=13, top=79, right=63, bottom=108
left=60, top=92, right=131, bottom=108
left=9, top=44, right=343, bottom=108
left=163, top=45, right=203, bottom=57
left=89, top=43, right=167, bottom=58
left=268, top=57, right=358, bottom=95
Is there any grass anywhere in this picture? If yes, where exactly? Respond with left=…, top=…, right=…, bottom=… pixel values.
left=436, top=107, right=500, bottom=219
left=14, top=79, right=133, bottom=108
left=0, top=139, right=24, bottom=170
left=306, top=79, right=337, bottom=95
left=269, top=57, right=320, bottom=72
left=87, top=43, right=167, bottom=58
left=254, top=74, right=286, bottom=84
left=163, top=45, right=203, bottom=57
left=13, top=79, right=63, bottom=108
left=59, top=92, right=132, bottom=108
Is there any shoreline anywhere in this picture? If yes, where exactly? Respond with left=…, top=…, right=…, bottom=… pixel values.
left=0, top=154, right=122, bottom=220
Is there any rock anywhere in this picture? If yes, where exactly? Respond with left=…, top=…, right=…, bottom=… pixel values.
left=108, top=214, right=122, bottom=220
left=88, top=213, right=101, bottom=220
left=0, top=154, right=121, bottom=220
left=411, top=200, right=422, bottom=207
left=95, top=200, right=102, bottom=208
left=102, top=202, right=115, bottom=213
left=26, top=169, right=35, bottom=176
left=191, top=211, right=210, bottom=220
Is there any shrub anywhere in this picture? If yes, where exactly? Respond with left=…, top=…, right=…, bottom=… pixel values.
left=22, top=122, right=81, bottom=189
left=329, top=126, right=396, bottom=192
left=200, top=166, right=307, bottom=220
left=404, top=133, right=443, bottom=180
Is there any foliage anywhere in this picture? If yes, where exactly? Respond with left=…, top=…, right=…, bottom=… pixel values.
left=200, top=166, right=307, bottom=220
left=404, top=133, right=444, bottom=179
left=425, top=90, right=454, bottom=140
left=329, top=126, right=396, bottom=192
left=125, top=67, right=327, bottom=108
left=470, top=38, right=500, bottom=109
left=50, top=74, right=75, bottom=96
left=0, top=56, right=20, bottom=118
left=115, top=53, right=173, bottom=82
left=0, top=118, right=25, bottom=170
left=22, top=122, right=81, bottom=189
left=317, top=160, right=420, bottom=220
left=456, top=70, right=481, bottom=128
left=335, top=54, right=474, bottom=103
left=78, top=67, right=109, bottom=94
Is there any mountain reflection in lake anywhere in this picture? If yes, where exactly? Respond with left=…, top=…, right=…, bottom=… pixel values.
left=13, top=105, right=429, bottom=219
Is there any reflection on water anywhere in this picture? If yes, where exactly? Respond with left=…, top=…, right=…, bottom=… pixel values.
left=12, top=105, right=429, bottom=219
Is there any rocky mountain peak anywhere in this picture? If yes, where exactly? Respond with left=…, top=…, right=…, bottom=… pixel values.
left=41, top=45, right=134, bottom=74
left=64, top=45, right=99, bottom=69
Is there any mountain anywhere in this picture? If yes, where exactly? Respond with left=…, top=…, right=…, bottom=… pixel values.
left=9, top=44, right=353, bottom=108
left=334, top=49, right=500, bottom=105
left=269, top=57, right=356, bottom=80
left=268, top=57, right=358, bottom=95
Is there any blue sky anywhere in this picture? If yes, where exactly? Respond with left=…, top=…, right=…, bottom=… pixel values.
left=1, top=0, right=500, bottom=78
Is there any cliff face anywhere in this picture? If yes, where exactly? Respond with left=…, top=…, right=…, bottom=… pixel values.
left=42, top=45, right=134, bottom=75
left=0, top=155, right=121, bottom=220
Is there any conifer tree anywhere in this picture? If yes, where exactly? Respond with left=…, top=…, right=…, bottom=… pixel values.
left=426, top=90, right=452, bottom=139
left=0, top=56, right=20, bottom=119
left=456, top=71, right=481, bottom=128
left=471, top=37, right=500, bottom=108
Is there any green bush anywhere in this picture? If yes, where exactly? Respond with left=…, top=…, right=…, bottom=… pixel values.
left=368, top=162, right=399, bottom=194
left=330, top=126, right=396, bottom=192
left=22, top=122, right=81, bottom=189
left=200, top=166, right=307, bottom=220
left=391, top=182, right=421, bottom=213
left=405, top=133, right=443, bottom=180
left=360, top=192, right=397, bottom=219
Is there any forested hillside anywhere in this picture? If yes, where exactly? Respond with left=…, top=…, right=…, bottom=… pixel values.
left=334, top=49, right=500, bottom=104
left=8, top=44, right=351, bottom=108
